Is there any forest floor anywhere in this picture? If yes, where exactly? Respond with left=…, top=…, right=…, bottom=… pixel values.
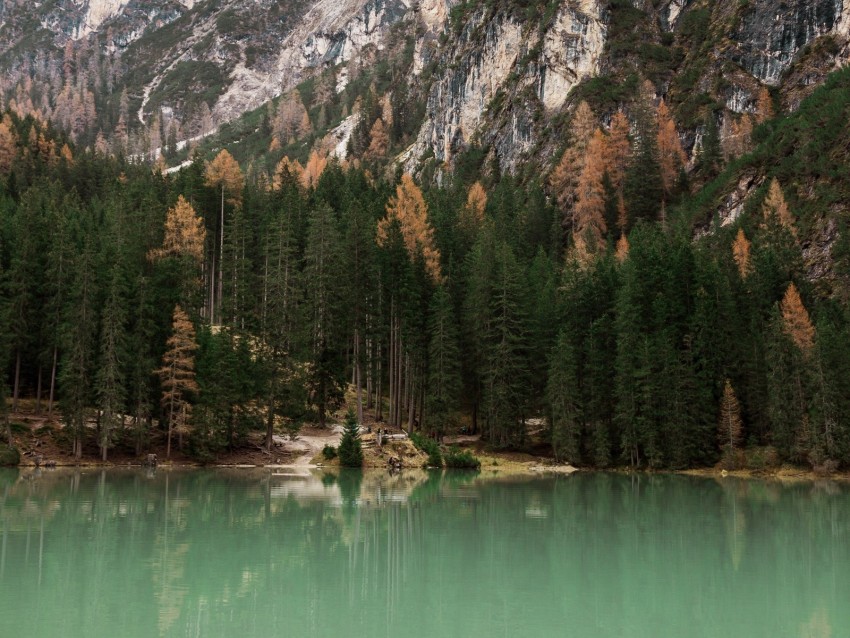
left=2, top=398, right=578, bottom=474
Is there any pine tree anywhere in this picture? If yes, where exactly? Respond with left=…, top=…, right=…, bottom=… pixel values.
left=338, top=409, right=363, bottom=467
left=304, top=203, right=345, bottom=427
left=425, top=286, right=461, bottom=437
left=481, top=241, right=530, bottom=448
left=548, top=328, right=582, bottom=462
left=96, top=264, right=127, bottom=461
left=157, top=305, right=199, bottom=458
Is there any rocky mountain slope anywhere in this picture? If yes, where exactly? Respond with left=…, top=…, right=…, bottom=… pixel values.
left=3, top=0, right=850, bottom=223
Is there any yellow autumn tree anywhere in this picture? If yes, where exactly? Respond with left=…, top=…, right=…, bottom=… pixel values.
left=781, top=283, right=815, bottom=353
left=377, top=174, right=442, bottom=282
left=157, top=305, right=199, bottom=459
left=656, top=100, right=686, bottom=195
left=762, top=178, right=795, bottom=234
left=718, top=379, right=743, bottom=454
left=149, top=195, right=206, bottom=263
left=572, top=129, right=608, bottom=266
left=732, top=228, right=752, bottom=279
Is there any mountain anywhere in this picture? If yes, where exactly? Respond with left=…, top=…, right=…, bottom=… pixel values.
left=3, top=0, right=849, bottom=170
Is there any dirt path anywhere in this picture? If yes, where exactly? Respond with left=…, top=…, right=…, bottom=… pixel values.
left=273, top=426, right=343, bottom=466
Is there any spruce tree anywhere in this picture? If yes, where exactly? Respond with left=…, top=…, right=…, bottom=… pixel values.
left=338, top=409, right=363, bottom=467
left=96, top=264, right=128, bottom=461
left=425, top=285, right=461, bottom=437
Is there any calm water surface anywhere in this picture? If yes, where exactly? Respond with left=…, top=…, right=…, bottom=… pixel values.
left=0, top=468, right=846, bottom=637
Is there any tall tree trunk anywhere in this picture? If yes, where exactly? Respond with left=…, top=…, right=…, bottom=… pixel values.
left=48, top=347, right=58, bottom=419
left=265, top=382, right=276, bottom=451
left=375, top=335, right=382, bottom=421
left=366, top=332, right=373, bottom=410
left=35, top=366, right=42, bottom=415
left=388, top=302, right=395, bottom=426
left=355, top=329, right=363, bottom=423
left=12, top=351, right=21, bottom=414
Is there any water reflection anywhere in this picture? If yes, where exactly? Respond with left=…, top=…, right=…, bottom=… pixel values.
left=0, top=470, right=849, bottom=638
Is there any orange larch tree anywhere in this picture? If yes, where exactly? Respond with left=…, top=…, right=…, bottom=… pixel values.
left=377, top=174, right=442, bottom=283
left=780, top=283, right=815, bottom=354
left=572, top=129, right=608, bottom=265
left=157, top=305, right=199, bottom=459
left=732, top=228, right=752, bottom=279
left=718, top=379, right=743, bottom=454
left=656, top=99, right=686, bottom=195
left=755, top=86, right=774, bottom=123
left=205, top=149, right=244, bottom=324
left=762, top=178, right=796, bottom=235
left=604, top=110, right=631, bottom=194
left=149, top=195, right=206, bottom=263
left=549, top=100, right=596, bottom=217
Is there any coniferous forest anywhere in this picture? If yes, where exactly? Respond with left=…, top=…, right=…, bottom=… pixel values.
left=1, top=71, right=850, bottom=472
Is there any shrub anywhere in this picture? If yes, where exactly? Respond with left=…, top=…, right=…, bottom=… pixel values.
left=338, top=411, right=363, bottom=467
left=322, top=444, right=337, bottom=460
left=410, top=432, right=443, bottom=467
left=0, top=443, right=20, bottom=466
left=444, top=447, right=481, bottom=470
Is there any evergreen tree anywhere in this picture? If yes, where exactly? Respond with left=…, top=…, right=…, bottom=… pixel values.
left=338, top=409, right=363, bottom=467
left=96, top=263, right=128, bottom=461
left=425, top=285, right=460, bottom=437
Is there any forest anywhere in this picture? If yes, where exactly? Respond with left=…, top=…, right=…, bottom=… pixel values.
left=0, top=71, right=848, bottom=472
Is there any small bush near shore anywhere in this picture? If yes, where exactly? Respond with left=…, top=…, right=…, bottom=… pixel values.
left=0, top=444, right=20, bottom=466
left=322, top=444, right=337, bottom=460
left=338, top=411, right=363, bottom=467
left=410, top=432, right=443, bottom=467
left=444, top=447, right=480, bottom=470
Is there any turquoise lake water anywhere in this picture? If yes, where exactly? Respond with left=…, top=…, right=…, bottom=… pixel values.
left=0, top=468, right=846, bottom=637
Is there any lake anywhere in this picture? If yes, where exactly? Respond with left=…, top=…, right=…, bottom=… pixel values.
left=0, top=468, right=846, bottom=637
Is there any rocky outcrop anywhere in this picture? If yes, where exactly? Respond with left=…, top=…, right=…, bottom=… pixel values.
left=728, top=0, right=845, bottom=85
left=403, top=0, right=605, bottom=174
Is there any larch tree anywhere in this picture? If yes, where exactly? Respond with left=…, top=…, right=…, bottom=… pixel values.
left=157, top=305, right=199, bottom=458
left=762, top=178, right=796, bottom=235
left=718, top=379, right=743, bottom=454
left=572, top=129, right=608, bottom=265
left=780, top=283, right=815, bottom=354
left=732, top=228, right=752, bottom=279
left=364, top=118, right=389, bottom=162
left=205, top=149, right=244, bottom=325
left=549, top=100, right=596, bottom=226
left=755, top=86, right=774, bottom=123
left=302, top=149, right=328, bottom=190
left=0, top=121, right=17, bottom=174
left=656, top=100, right=686, bottom=196
left=604, top=110, right=631, bottom=194
left=377, top=173, right=442, bottom=283
left=615, top=233, right=630, bottom=263
left=149, top=195, right=206, bottom=263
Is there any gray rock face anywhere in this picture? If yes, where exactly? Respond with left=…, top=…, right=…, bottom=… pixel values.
left=729, top=0, right=844, bottom=85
